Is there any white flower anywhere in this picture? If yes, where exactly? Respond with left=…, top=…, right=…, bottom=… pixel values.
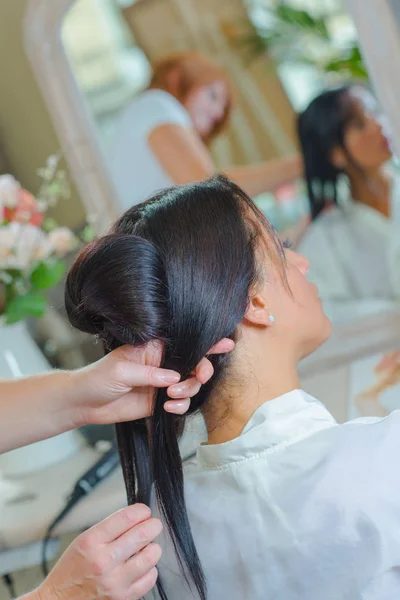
left=37, top=200, right=48, bottom=212
left=33, top=236, right=54, bottom=262
left=48, top=227, right=77, bottom=257
left=0, top=174, right=21, bottom=209
left=0, top=271, right=13, bottom=285
left=0, top=225, right=17, bottom=268
left=0, top=226, right=16, bottom=248
left=46, top=153, right=61, bottom=172
left=0, top=223, right=52, bottom=270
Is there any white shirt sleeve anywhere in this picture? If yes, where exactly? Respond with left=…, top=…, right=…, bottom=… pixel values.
left=120, top=89, right=193, bottom=138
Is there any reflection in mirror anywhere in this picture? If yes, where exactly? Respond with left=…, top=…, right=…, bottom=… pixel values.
left=58, top=0, right=400, bottom=327
left=248, top=0, right=400, bottom=325
left=62, top=0, right=300, bottom=210
left=23, top=0, right=400, bottom=444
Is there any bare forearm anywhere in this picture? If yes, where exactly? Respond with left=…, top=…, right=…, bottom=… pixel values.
left=19, top=592, right=41, bottom=600
left=225, top=155, right=302, bottom=198
left=20, top=588, right=61, bottom=600
left=0, top=370, right=77, bottom=454
left=149, top=125, right=302, bottom=197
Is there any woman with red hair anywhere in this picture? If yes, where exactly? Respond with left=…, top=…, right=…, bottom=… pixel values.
left=108, top=52, right=301, bottom=209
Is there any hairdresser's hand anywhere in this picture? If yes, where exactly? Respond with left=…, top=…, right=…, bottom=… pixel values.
left=34, top=505, right=162, bottom=600
left=71, top=338, right=235, bottom=427
left=375, top=351, right=400, bottom=374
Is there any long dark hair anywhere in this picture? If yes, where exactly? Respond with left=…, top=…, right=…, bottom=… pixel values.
left=64, top=176, right=284, bottom=599
left=297, top=85, right=359, bottom=221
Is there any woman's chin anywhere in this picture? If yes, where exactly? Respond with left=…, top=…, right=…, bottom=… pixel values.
left=302, top=315, right=332, bottom=360
left=322, top=314, right=333, bottom=341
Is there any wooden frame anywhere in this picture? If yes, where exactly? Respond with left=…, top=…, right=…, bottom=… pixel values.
left=24, top=0, right=119, bottom=234
left=345, top=0, right=400, bottom=156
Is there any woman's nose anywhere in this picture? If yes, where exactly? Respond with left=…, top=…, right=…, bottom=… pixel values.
left=212, top=103, right=224, bottom=121
left=371, top=114, right=384, bottom=133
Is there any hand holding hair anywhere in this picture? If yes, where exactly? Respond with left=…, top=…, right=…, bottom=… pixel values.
left=0, top=338, right=233, bottom=455
left=22, top=504, right=163, bottom=600
left=70, top=337, right=235, bottom=427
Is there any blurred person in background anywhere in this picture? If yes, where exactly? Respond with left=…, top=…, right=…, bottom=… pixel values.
left=296, top=85, right=400, bottom=322
left=108, top=51, right=301, bottom=209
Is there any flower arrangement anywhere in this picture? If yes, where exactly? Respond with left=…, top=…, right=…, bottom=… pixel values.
left=0, top=154, right=95, bottom=324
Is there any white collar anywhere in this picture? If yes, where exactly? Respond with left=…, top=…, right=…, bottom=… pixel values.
left=196, top=389, right=337, bottom=470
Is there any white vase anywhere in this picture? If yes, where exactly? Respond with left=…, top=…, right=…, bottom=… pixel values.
left=0, top=322, right=83, bottom=476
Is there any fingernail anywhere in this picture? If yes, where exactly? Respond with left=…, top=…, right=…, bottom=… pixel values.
left=201, top=364, right=214, bottom=382
left=164, top=400, right=190, bottom=414
left=158, top=371, right=180, bottom=384
left=168, top=385, right=184, bottom=398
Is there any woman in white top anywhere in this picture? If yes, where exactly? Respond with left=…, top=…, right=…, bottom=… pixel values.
left=108, top=52, right=301, bottom=209
left=66, top=175, right=400, bottom=600
left=297, top=85, right=400, bottom=322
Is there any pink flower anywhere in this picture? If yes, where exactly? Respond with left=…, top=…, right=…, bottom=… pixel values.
left=4, top=189, right=44, bottom=227
left=0, top=175, right=21, bottom=219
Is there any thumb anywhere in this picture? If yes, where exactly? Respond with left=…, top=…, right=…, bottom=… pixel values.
left=104, top=347, right=180, bottom=388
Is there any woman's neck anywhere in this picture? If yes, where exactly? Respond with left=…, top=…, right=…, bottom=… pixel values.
left=205, top=352, right=300, bottom=445
left=348, top=167, right=392, bottom=218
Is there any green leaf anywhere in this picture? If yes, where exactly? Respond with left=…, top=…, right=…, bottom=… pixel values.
left=80, top=224, right=97, bottom=244
left=5, top=292, right=47, bottom=324
left=324, top=45, right=368, bottom=79
left=30, top=260, right=66, bottom=290
left=275, top=6, right=329, bottom=39
left=42, top=218, right=58, bottom=232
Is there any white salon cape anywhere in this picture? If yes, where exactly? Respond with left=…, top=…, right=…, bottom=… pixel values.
left=297, top=174, right=400, bottom=323
left=147, top=390, right=400, bottom=600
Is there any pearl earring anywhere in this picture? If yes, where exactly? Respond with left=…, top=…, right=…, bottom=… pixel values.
left=269, top=315, right=275, bottom=324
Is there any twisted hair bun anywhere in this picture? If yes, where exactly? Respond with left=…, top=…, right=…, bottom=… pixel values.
left=65, top=233, right=168, bottom=349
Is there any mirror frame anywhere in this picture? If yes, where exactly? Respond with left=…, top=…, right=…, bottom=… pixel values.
left=345, top=0, right=400, bottom=156
left=24, top=0, right=119, bottom=234
left=24, top=0, right=400, bottom=375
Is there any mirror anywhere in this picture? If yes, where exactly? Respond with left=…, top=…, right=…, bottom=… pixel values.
left=25, top=0, right=400, bottom=340
left=59, top=0, right=300, bottom=210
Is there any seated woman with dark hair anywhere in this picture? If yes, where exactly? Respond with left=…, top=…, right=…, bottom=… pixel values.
left=65, top=176, right=400, bottom=600
left=297, top=85, right=400, bottom=322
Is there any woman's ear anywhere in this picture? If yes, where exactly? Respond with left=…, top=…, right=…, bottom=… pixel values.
left=330, top=146, right=346, bottom=170
left=244, top=293, right=274, bottom=327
